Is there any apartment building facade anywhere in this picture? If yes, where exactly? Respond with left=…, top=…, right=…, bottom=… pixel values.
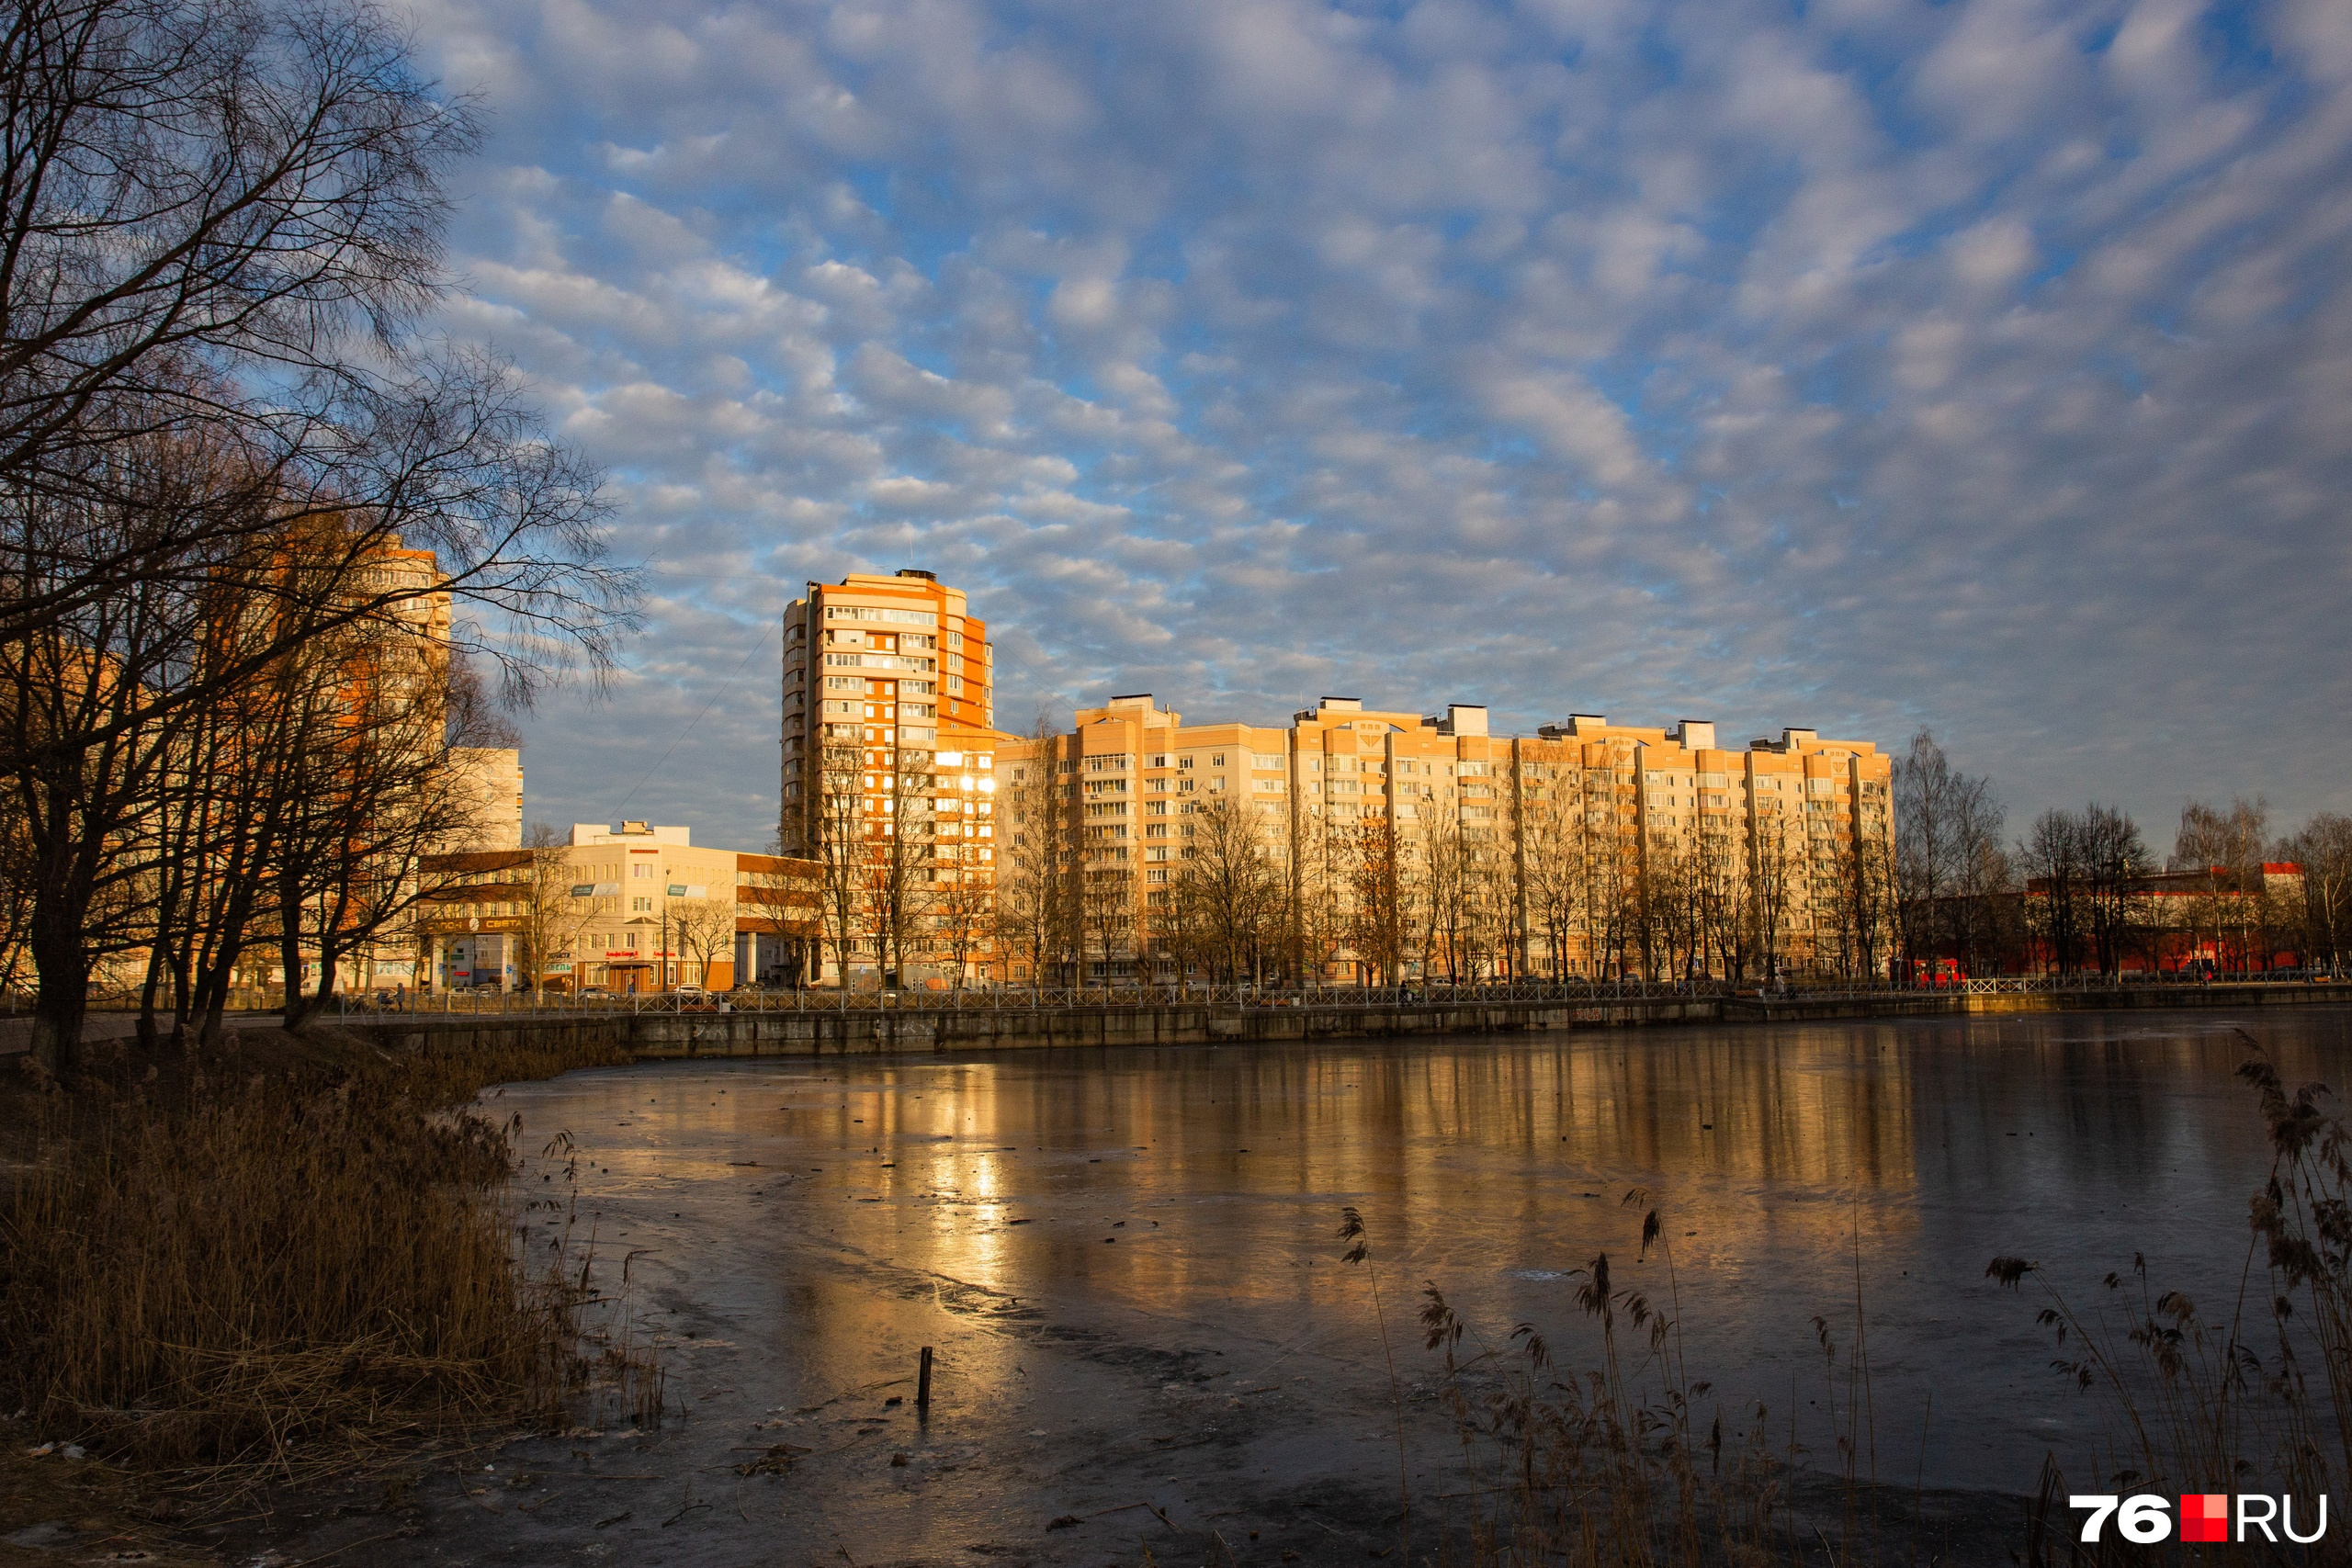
left=772, top=570, right=1894, bottom=987
left=779, top=570, right=1004, bottom=987
left=999, top=696, right=1895, bottom=984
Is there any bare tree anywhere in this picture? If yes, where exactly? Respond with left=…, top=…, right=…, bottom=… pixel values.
left=871, top=747, right=937, bottom=987
left=0, top=2, right=631, bottom=776
left=1177, top=797, right=1278, bottom=985
left=672, top=898, right=735, bottom=989
left=2079, top=805, right=2147, bottom=979
left=2020, top=810, right=2092, bottom=975
left=1515, top=762, right=1584, bottom=981
left=1894, top=729, right=2002, bottom=971
left=2173, top=796, right=2271, bottom=971
left=2286, top=814, right=2352, bottom=973
left=736, top=849, right=820, bottom=987
left=993, top=721, right=1073, bottom=989
left=0, top=0, right=637, bottom=1073
left=1349, top=815, right=1407, bottom=984
left=1580, top=762, right=1641, bottom=982
left=1748, top=804, right=1802, bottom=987
left=1693, top=815, right=1750, bottom=981
left=506, top=823, right=607, bottom=1001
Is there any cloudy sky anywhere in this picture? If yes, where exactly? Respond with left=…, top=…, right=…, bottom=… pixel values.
left=404, top=0, right=2352, bottom=852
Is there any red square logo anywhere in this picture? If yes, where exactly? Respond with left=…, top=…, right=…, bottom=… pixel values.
left=2181, top=1494, right=2229, bottom=1543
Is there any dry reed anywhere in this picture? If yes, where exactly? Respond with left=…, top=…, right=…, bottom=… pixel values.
left=1393, top=1191, right=1812, bottom=1568
left=1990, top=1040, right=2352, bottom=1565
left=0, top=1024, right=653, bottom=1504
left=1398, top=1037, right=2352, bottom=1566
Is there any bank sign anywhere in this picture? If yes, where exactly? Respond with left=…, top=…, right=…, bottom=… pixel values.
left=2072, top=1494, right=2328, bottom=1544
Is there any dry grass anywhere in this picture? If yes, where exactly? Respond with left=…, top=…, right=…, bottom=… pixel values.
left=1989, top=1038, right=2352, bottom=1565
left=1377, top=1193, right=1823, bottom=1568
left=0, top=1023, right=655, bottom=1511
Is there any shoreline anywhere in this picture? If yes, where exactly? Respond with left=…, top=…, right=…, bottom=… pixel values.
left=28, top=978, right=2335, bottom=1064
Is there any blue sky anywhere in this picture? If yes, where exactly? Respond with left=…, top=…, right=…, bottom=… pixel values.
left=403, top=0, right=2352, bottom=852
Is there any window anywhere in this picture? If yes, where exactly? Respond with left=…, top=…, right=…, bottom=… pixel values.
left=632, top=897, right=651, bottom=912
left=1147, top=754, right=1169, bottom=769
left=1255, top=778, right=1283, bottom=793
left=1087, top=754, right=1130, bottom=773
left=825, top=605, right=936, bottom=626
left=1250, top=752, right=1283, bottom=770
left=1210, top=753, right=1226, bottom=767
left=1179, top=755, right=1195, bottom=769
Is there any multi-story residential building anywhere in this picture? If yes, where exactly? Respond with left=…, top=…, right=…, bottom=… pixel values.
left=771, top=570, right=1893, bottom=987
left=779, top=570, right=1003, bottom=988
left=998, top=696, right=1895, bottom=985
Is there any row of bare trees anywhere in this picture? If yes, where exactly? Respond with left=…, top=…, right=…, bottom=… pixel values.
left=989, top=734, right=1897, bottom=989
left=0, top=0, right=630, bottom=1070
left=800, top=736, right=993, bottom=991
left=1894, top=732, right=2352, bottom=977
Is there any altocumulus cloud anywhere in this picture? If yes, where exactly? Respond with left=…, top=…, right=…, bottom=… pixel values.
left=401, top=0, right=2352, bottom=848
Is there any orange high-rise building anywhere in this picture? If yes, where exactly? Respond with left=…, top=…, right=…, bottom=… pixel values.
left=779, top=570, right=1003, bottom=987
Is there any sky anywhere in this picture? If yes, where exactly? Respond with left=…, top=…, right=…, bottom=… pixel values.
left=400, top=0, right=2352, bottom=853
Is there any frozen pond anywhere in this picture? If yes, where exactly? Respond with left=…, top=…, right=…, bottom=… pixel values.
left=271, top=1006, right=2352, bottom=1564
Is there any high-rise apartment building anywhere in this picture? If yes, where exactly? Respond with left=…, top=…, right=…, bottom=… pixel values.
left=780, top=570, right=1002, bottom=987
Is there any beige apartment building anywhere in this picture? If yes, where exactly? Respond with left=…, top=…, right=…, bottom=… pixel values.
left=1000, top=695, right=1894, bottom=984
left=779, top=570, right=1005, bottom=987
left=775, top=570, right=1894, bottom=987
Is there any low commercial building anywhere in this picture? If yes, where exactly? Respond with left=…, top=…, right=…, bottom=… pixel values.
left=412, top=821, right=820, bottom=993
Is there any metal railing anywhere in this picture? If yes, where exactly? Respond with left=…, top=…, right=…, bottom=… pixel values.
left=333, top=968, right=2350, bottom=1021
left=53, top=964, right=2345, bottom=1027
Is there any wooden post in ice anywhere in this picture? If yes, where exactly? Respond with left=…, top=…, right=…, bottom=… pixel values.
left=917, top=1346, right=933, bottom=1413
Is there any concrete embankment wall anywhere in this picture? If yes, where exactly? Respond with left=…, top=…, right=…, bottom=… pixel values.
left=29, top=983, right=2352, bottom=1064
left=406, top=981, right=2352, bottom=1062
left=621, top=996, right=1731, bottom=1059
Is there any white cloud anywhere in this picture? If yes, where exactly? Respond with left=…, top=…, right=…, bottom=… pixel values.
left=397, top=0, right=2352, bottom=848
